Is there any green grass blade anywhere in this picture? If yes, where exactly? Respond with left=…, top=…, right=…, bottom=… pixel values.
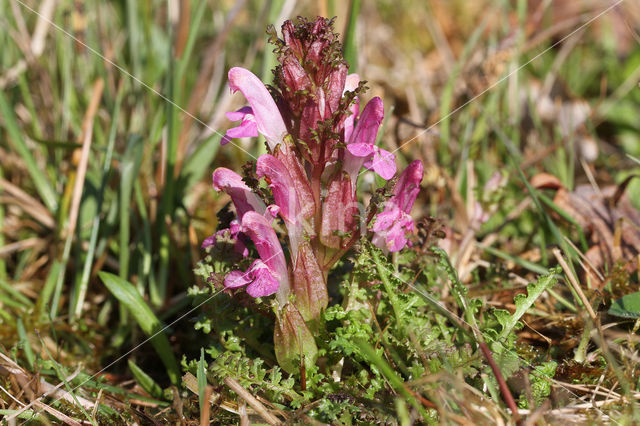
left=128, top=359, right=164, bottom=399
left=342, top=0, right=361, bottom=72
left=0, top=89, right=57, bottom=212
left=119, top=135, right=144, bottom=281
left=98, top=272, right=180, bottom=384
left=71, top=86, right=124, bottom=320
left=176, top=0, right=208, bottom=81
left=37, top=261, right=61, bottom=320
left=178, top=134, right=221, bottom=196
left=156, top=43, right=181, bottom=307
left=197, top=348, right=207, bottom=414
left=17, top=318, right=35, bottom=370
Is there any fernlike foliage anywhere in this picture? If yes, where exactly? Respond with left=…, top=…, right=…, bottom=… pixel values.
left=201, top=17, right=423, bottom=372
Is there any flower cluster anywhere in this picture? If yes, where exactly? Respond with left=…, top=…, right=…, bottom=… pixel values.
left=203, top=17, right=423, bottom=372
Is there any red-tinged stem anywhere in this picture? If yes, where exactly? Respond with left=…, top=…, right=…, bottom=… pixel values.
left=477, top=341, right=521, bottom=424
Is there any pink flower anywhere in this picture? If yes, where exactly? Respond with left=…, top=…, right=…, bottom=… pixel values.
left=201, top=219, right=248, bottom=257
left=211, top=168, right=265, bottom=218
left=371, top=160, right=423, bottom=252
left=225, top=67, right=288, bottom=151
left=223, top=211, right=290, bottom=303
left=224, top=259, right=280, bottom=298
left=344, top=97, right=396, bottom=181
left=221, top=107, right=258, bottom=145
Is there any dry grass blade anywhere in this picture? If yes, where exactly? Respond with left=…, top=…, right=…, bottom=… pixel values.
left=67, top=78, right=104, bottom=240
left=0, top=177, right=55, bottom=229
left=553, top=248, right=597, bottom=321
left=0, top=350, right=95, bottom=422
left=223, top=377, right=281, bottom=426
left=0, top=237, right=42, bottom=257
left=0, top=0, right=56, bottom=88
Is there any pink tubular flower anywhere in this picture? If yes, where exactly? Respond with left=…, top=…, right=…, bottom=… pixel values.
left=226, top=67, right=288, bottom=151
left=344, top=97, right=396, bottom=181
left=371, top=160, right=423, bottom=252
left=224, top=260, right=280, bottom=298
left=212, top=168, right=265, bottom=218
left=202, top=168, right=265, bottom=254
left=224, top=211, right=290, bottom=303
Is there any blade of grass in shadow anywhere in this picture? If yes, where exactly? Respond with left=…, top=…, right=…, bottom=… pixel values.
left=0, top=89, right=57, bottom=212
left=178, top=134, right=222, bottom=194
left=128, top=359, right=164, bottom=399
left=134, top=181, right=154, bottom=294
left=17, top=318, right=35, bottom=370
left=119, top=135, right=144, bottom=281
left=0, top=278, right=32, bottom=309
left=98, top=271, right=180, bottom=385
left=0, top=166, right=6, bottom=280
left=37, top=261, right=61, bottom=321
left=70, top=84, right=124, bottom=320
left=156, top=38, right=180, bottom=307
left=342, top=0, right=361, bottom=72
left=50, top=79, right=104, bottom=320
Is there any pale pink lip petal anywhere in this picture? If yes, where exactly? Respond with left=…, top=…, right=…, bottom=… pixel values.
left=224, top=270, right=252, bottom=289
left=245, top=261, right=279, bottom=297
left=225, top=120, right=258, bottom=139
left=346, top=142, right=374, bottom=157
left=372, top=209, right=399, bottom=232
left=228, top=67, right=288, bottom=150
left=371, top=147, right=397, bottom=180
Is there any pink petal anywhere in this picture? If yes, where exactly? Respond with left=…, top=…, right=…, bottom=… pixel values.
left=372, top=208, right=400, bottom=232
left=256, top=155, right=300, bottom=224
left=255, top=154, right=305, bottom=255
left=241, top=211, right=289, bottom=298
left=212, top=168, right=265, bottom=218
left=225, top=120, right=258, bottom=139
left=349, top=97, right=384, bottom=145
left=228, top=67, right=288, bottom=151
left=201, top=234, right=216, bottom=248
left=225, top=106, right=253, bottom=121
left=224, top=270, right=252, bottom=289
left=370, top=147, right=397, bottom=180
left=343, top=74, right=360, bottom=94
left=346, top=142, right=374, bottom=157
left=246, top=260, right=279, bottom=297
left=344, top=97, right=384, bottom=180
left=391, top=160, right=423, bottom=213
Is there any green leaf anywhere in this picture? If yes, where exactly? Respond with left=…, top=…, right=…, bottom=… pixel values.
left=497, top=267, right=560, bottom=342
left=128, top=360, right=164, bottom=399
left=609, top=291, right=640, bottom=318
left=98, top=272, right=180, bottom=384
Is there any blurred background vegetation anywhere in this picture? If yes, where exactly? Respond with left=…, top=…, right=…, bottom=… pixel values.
left=1, top=0, right=640, bottom=423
